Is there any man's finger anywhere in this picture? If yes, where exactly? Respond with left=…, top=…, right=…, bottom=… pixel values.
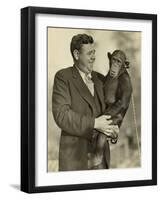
left=103, top=115, right=111, bottom=119
left=112, top=126, right=119, bottom=134
left=103, top=129, right=114, bottom=134
left=105, top=120, right=113, bottom=125
left=104, top=125, right=116, bottom=130
left=112, top=125, right=118, bottom=129
left=103, top=132, right=112, bottom=137
left=103, top=131, right=118, bottom=139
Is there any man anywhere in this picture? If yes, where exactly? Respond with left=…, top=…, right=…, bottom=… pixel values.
left=52, top=34, right=118, bottom=171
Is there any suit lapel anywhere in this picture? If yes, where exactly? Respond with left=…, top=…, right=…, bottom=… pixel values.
left=92, top=71, right=106, bottom=114
left=71, top=66, right=97, bottom=116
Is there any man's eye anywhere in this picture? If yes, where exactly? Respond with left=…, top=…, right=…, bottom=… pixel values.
left=88, top=50, right=95, bottom=56
left=88, top=52, right=92, bottom=55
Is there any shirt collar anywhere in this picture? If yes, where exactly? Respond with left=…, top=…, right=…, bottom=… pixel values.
left=75, top=66, right=92, bottom=81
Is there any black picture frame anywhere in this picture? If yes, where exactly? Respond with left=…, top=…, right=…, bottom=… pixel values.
left=21, top=6, right=157, bottom=193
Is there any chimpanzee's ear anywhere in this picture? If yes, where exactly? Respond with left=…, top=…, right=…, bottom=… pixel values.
left=125, top=61, right=130, bottom=68
left=107, top=52, right=112, bottom=60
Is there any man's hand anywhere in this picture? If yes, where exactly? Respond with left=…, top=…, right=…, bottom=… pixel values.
left=103, top=125, right=119, bottom=138
left=94, top=115, right=113, bottom=133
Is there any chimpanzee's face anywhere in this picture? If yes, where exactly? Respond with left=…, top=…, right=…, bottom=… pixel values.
left=109, top=54, right=123, bottom=78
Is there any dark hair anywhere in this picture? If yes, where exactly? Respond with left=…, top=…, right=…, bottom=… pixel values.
left=70, top=34, right=94, bottom=59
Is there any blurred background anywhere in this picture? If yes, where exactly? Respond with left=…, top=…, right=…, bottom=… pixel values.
left=47, top=27, right=141, bottom=171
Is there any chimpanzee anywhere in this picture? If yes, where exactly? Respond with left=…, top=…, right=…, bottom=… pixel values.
left=92, top=50, right=133, bottom=169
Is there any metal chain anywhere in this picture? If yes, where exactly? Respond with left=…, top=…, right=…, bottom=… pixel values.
left=128, top=69, right=141, bottom=158
left=131, top=93, right=141, bottom=158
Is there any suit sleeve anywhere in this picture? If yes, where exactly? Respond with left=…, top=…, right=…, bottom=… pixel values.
left=105, top=73, right=132, bottom=117
left=52, top=70, right=95, bottom=138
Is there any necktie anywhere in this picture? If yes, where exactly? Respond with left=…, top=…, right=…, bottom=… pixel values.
left=85, top=74, right=94, bottom=96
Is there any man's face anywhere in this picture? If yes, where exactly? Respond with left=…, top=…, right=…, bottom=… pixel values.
left=77, top=43, right=96, bottom=74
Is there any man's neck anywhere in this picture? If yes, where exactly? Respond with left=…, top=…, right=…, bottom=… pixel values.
left=74, top=63, right=91, bottom=75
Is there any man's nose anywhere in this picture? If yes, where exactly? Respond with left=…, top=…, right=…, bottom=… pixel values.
left=91, top=54, right=95, bottom=61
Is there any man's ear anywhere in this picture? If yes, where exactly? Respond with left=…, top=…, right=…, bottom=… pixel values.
left=125, top=61, right=130, bottom=68
left=73, top=49, right=79, bottom=60
left=107, top=52, right=112, bottom=60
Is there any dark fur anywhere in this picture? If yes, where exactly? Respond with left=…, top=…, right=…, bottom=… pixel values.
left=104, top=66, right=132, bottom=127
left=93, top=51, right=132, bottom=169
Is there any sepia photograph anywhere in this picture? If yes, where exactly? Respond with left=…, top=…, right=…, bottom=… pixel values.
left=21, top=7, right=157, bottom=193
left=47, top=27, right=141, bottom=172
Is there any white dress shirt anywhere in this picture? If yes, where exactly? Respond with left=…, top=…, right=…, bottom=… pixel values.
left=76, top=67, right=94, bottom=96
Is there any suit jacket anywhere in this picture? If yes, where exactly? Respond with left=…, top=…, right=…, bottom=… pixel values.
left=52, top=66, right=109, bottom=171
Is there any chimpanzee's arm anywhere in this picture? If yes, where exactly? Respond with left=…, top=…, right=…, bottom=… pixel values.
left=104, top=72, right=132, bottom=118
